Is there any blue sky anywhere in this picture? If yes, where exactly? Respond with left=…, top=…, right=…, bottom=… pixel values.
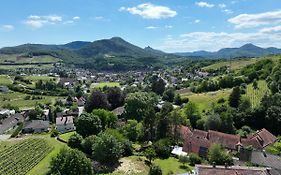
left=1, top=0, right=281, bottom=52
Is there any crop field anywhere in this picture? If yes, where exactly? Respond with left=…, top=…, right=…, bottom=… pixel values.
left=27, top=135, right=66, bottom=175
left=244, top=80, right=270, bottom=108
left=0, top=75, right=13, bottom=85
left=0, top=91, right=57, bottom=109
left=0, top=64, right=55, bottom=70
left=182, top=89, right=231, bottom=112
left=91, top=82, right=121, bottom=89
left=0, top=138, right=53, bottom=175
left=203, top=59, right=257, bottom=71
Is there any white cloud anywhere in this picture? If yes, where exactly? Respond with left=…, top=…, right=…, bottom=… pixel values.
left=63, top=20, right=74, bottom=24
left=218, top=3, right=226, bottom=9
left=228, top=10, right=281, bottom=29
left=73, top=16, right=80, bottom=20
left=194, top=19, right=201, bottom=23
left=160, top=31, right=281, bottom=52
left=260, top=26, right=281, bottom=33
left=195, top=2, right=215, bottom=8
left=1, top=25, right=14, bottom=31
left=165, top=25, right=173, bottom=29
left=146, top=26, right=159, bottom=30
left=24, top=15, right=63, bottom=29
left=223, top=9, right=233, bottom=14
left=120, top=3, right=177, bottom=19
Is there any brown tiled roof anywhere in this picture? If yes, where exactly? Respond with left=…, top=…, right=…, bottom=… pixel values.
left=249, top=128, right=277, bottom=148
left=208, top=130, right=240, bottom=150
left=196, top=165, right=275, bottom=175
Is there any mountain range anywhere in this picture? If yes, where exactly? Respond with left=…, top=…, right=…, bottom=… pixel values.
left=175, top=44, right=281, bottom=59
left=1, top=37, right=281, bottom=70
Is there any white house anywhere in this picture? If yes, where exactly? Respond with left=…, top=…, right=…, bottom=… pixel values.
left=56, top=116, right=75, bottom=133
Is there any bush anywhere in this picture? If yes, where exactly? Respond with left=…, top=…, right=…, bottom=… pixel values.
left=153, top=138, right=172, bottom=158
left=188, top=153, right=202, bottom=166
left=50, top=127, right=60, bottom=137
left=11, top=122, right=23, bottom=138
left=149, top=164, right=162, bottom=175
left=68, top=133, right=83, bottom=149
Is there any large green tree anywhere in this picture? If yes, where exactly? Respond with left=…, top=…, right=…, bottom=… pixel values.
left=75, top=113, right=102, bottom=137
left=49, top=148, right=93, bottom=175
left=229, top=86, right=241, bottom=108
left=92, top=109, right=117, bottom=129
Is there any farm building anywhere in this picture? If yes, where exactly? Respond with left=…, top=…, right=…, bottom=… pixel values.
left=22, top=120, right=50, bottom=133
left=182, top=127, right=277, bottom=158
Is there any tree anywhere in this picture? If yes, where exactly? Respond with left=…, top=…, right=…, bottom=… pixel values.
left=149, top=164, right=162, bottom=175
left=204, top=113, right=222, bottom=131
left=125, top=92, right=158, bottom=121
left=229, top=86, right=241, bottom=108
left=85, top=91, right=109, bottom=113
left=156, top=102, right=173, bottom=139
left=144, top=147, right=157, bottom=164
left=121, top=120, right=140, bottom=141
left=75, top=113, right=102, bottom=137
left=162, top=88, right=175, bottom=102
left=82, top=135, right=96, bottom=155
left=153, top=138, right=172, bottom=158
left=49, top=148, right=93, bottom=175
left=174, top=94, right=182, bottom=106
left=208, top=144, right=233, bottom=166
left=151, top=76, right=166, bottom=95
left=92, top=109, right=117, bottom=130
left=68, top=133, right=83, bottom=150
left=184, top=102, right=200, bottom=128
left=106, top=87, right=125, bottom=109
left=92, top=132, right=123, bottom=165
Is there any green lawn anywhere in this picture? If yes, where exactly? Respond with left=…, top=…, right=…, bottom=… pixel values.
left=27, top=135, right=67, bottom=175
left=182, top=89, right=231, bottom=112
left=0, top=91, right=57, bottom=109
left=91, top=82, right=121, bottom=89
left=244, top=80, right=270, bottom=108
left=59, top=131, right=76, bottom=142
left=154, top=157, right=193, bottom=175
left=0, top=75, right=13, bottom=85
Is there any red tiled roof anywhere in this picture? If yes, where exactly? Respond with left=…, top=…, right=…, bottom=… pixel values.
left=249, top=128, right=277, bottom=148
left=208, top=130, right=240, bottom=150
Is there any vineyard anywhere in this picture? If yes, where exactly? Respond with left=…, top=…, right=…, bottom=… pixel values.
left=0, top=138, right=53, bottom=175
left=245, top=80, right=270, bottom=108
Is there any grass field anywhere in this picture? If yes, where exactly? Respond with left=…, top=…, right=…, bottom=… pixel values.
left=182, top=89, right=231, bottom=112
left=0, top=64, right=55, bottom=70
left=0, top=75, right=13, bottom=85
left=154, top=157, right=192, bottom=175
left=59, top=131, right=76, bottom=142
left=22, top=75, right=57, bottom=88
left=0, top=91, right=57, bottom=109
left=0, top=54, right=60, bottom=64
left=203, top=59, right=257, bottom=71
left=244, top=80, right=270, bottom=108
left=91, top=82, right=121, bottom=89
left=0, top=138, right=53, bottom=175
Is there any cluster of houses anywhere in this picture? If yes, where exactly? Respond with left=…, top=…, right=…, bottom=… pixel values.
left=0, top=108, right=24, bottom=135
left=177, top=126, right=281, bottom=175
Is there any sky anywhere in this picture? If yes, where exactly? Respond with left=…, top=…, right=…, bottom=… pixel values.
left=1, top=0, right=281, bottom=52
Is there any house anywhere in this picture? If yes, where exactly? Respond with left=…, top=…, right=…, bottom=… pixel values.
left=22, top=120, right=50, bottom=133
left=239, top=150, right=281, bottom=173
left=0, top=113, right=24, bottom=134
left=187, top=165, right=279, bottom=175
left=112, top=106, right=125, bottom=117
left=56, top=116, right=75, bottom=133
left=182, top=127, right=277, bottom=158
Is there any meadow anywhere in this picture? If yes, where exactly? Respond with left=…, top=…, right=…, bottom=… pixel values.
left=202, top=59, right=257, bottom=71
left=91, top=82, right=121, bottom=89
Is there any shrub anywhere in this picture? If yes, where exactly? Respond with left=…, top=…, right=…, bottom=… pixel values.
left=149, top=164, right=162, bottom=175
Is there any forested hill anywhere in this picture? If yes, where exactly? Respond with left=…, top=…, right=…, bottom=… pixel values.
left=0, top=37, right=182, bottom=71
left=175, top=43, right=281, bottom=59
